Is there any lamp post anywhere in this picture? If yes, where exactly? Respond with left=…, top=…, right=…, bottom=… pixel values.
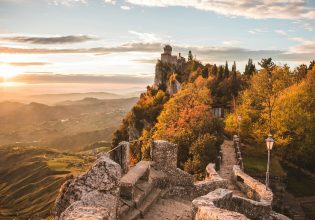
left=265, top=134, right=275, bottom=190
left=237, top=115, right=242, bottom=138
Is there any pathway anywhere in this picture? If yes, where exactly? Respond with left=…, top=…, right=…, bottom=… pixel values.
left=219, top=140, right=245, bottom=197
left=143, top=197, right=192, bottom=220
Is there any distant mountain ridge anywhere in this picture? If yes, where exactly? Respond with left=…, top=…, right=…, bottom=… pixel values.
left=0, top=97, right=138, bottom=150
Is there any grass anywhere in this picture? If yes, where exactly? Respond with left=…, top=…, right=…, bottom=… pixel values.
left=241, top=141, right=315, bottom=198
left=241, top=143, right=285, bottom=178
left=284, top=165, right=315, bottom=197
left=0, top=145, right=97, bottom=219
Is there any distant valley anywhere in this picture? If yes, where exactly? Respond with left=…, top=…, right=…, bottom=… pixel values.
left=0, top=96, right=138, bottom=151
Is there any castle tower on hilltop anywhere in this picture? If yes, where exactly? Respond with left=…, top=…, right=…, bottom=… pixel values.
left=161, top=45, right=178, bottom=65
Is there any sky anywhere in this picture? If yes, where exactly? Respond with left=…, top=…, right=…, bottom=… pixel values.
left=0, top=0, right=315, bottom=93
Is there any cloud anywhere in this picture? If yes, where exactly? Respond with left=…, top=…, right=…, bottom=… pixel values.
left=129, top=31, right=162, bottom=43
left=1, top=35, right=97, bottom=44
left=0, top=41, right=313, bottom=63
left=274, top=30, right=287, bottom=36
left=222, top=40, right=240, bottom=47
left=104, top=0, right=116, bottom=5
left=248, top=28, right=268, bottom=34
left=133, top=59, right=157, bottom=64
left=10, top=73, right=153, bottom=84
left=50, top=0, right=87, bottom=6
left=303, top=23, right=314, bottom=32
left=121, top=5, right=131, bottom=10
left=0, top=42, right=162, bottom=54
left=0, top=62, right=51, bottom=66
left=126, top=0, right=315, bottom=20
left=288, top=39, right=315, bottom=54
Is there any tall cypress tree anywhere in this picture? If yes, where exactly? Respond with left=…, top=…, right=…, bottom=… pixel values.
left=231, top=61, right=238, bottom=97
left=232, top=61, right=236, bottom=76
left=212, top=64, right=218, bottom=77
left=224, top=61, right=229, bottom=78
left=309, top=60, right=315, bottom=70
left=218, top=65, right=224, bottom=80
left=188, top=50, right=193, bottom=61
left=244, top=58, right=256, bottom=77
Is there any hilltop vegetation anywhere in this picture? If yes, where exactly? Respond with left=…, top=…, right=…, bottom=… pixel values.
left=113, top=57, right=244, bottom=178
left=0, top=145, right=98, bottom=219
left=113, top=51, right=315, bottom=180
left=225, top=60, right=315, bottom=173
left=0, top=97, right=137, bottom=151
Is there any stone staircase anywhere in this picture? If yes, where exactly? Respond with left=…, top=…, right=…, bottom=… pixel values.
left=119, top=161, right=167, bottom=220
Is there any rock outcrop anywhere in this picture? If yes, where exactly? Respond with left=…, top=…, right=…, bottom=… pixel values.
left=54, top=154, right=121, bottom=219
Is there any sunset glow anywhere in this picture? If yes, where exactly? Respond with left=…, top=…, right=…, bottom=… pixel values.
left=0, top=64, right=22, bottom=79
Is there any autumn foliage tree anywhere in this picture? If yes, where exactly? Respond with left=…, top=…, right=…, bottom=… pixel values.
left=153, top=78, right=224, bottom=178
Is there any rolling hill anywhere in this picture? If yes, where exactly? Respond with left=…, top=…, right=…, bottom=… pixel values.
left=0, top=145, right=101, bottom=219
left=0, top=97, right=138, bottom=151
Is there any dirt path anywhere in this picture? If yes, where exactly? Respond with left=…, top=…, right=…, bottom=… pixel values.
left=219, top=140, right=245, bottom=197
left=143, top=197, right=191, bottom=220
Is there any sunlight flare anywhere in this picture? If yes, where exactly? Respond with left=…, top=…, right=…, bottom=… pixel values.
left=0, top=64, right=21, bottom=79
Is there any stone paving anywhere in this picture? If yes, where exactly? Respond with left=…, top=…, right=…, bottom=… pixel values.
left=219, top=140, right=245, bottom=197
left=143, top=197, right=192, bottom=220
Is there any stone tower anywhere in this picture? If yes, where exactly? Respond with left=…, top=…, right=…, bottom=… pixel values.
left=163, top=45, right=172, bottom=55
left=161, top=45, right=177, bottom=65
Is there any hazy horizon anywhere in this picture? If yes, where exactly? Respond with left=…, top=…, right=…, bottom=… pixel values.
left=1, top=0, right=315, bottom=96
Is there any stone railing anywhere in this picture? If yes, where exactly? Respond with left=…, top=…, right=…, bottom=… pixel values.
left=191, top=165, right=291, bottom=220
left=232, top=165, right=273, bottom=204
left=150, top=140, right=228, bottom=199
left=192, top=188, right=290, bottom=220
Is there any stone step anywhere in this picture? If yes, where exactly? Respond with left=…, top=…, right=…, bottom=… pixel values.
left=139, top=188, right=162, bottom=217
left=120, top=208, right=141, bottom=220
left=120, top=161, right=151, bottom=200
left=134, top=179, right=155, bottom=208
left=120, top=188, right=163, bottom=220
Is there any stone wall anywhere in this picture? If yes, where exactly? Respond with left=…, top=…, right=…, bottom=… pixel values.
left=150, top=140, right=178, bottom=171
left=151, top=140, right=228, bottom=199
left=54, top=154, right=121, bottom=220
left=232, top=165, right=273, bottom=203
left=110, top=141, right=129, bottom=174
left=193, top=164, right=228, bottom=197
left=192, top=188, right=291, bottom=220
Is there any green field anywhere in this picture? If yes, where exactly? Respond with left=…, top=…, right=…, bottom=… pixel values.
left=0, top=146, right=96, bottom=219
left=241, top=143, right=285, bottom=178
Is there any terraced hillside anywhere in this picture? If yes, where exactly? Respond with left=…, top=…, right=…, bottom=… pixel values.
left=0, top=145, right=99, bottom=219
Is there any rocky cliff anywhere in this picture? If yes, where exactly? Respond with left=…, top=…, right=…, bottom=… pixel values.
left=54, top=153, right=121, bottom=219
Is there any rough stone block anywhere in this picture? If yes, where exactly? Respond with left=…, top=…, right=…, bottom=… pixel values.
left=120, top=160, right=151, bottom=200
left=151, top=140, right=177, bottom=171
left=54, top=155, right=121, bottom=219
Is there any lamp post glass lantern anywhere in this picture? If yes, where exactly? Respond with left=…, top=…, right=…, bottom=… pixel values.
left=265, top=134, right=274, bottom=190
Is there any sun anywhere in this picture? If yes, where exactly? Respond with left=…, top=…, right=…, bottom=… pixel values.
left=0, top=64, right=21, bottom=80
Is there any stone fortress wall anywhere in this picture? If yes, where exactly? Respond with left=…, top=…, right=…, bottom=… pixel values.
left=54, top=140, right=291, bottom=220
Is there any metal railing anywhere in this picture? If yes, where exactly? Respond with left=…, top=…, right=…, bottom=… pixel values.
left=109, top=138, right=154, bottom=168
left=233, top=134, right=244, bottom=170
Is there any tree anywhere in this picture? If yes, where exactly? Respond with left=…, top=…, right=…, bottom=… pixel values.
left=244, top=58, right=256, bottom=77
left=293, top=64, right=308, bottom=83
left=201, top=67, right=209, bottom=78
left=217, top=65, right=224, bottom=80
left=272, top=69, right=315, bottom=171
left=153, top=81, right=224, bottom=177
left=308, top=60, right=315, bottom=70
left=224, top=61, right=229, bottom=78
left=225, top=64, right=293, bottom=141
left=232, top=61, right=236, bottom=76
left=212, top=64, right=218, bottom=77
left=188, top=50, right=193, bottom=61
left=259, top=58, right=275, bottom=75
left=231, top=61, right=239, bottom=98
